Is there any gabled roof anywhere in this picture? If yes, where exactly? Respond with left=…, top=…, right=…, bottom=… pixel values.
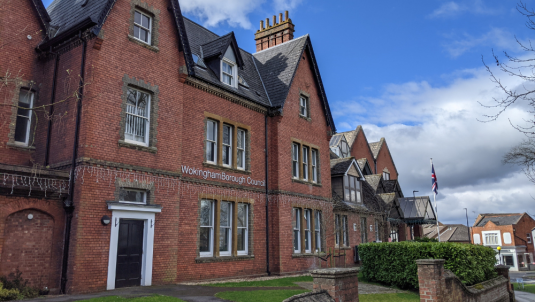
left=356, top=158, right=373, bottom=175
left=201, top=32, right=244, bottom=68
left=338, top=125, right=374, bottom=159
left=329, top=133, right=345, bottom=148
left=330, top=157, right=363, bottom=178
left=475, top=213, right=524, bottom=227
left=364, top=174, right=384, bottom=193
left=383, top=179, right=404, bottom=198
left=362, top=179, right=387, bottom=213
left=368, top=137, right=398, bottom=175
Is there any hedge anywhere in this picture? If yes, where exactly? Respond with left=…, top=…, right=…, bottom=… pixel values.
left=359, top=242, right=498, bottom=289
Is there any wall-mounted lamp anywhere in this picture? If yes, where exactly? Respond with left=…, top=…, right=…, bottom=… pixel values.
left=101, top=215, right=111, bottom=226
left=27, top=213, right=34, bottom=220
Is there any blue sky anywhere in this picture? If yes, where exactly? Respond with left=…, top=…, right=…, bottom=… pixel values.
left=43, top=0, right=535, bottom=226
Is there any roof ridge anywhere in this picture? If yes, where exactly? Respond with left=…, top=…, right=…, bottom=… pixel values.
left=253, top=34, right=308, bottom=55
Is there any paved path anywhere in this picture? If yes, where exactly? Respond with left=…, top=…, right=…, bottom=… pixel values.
left=294, top=281, right=406, bottom=294
left=25, top=284, right=303, bottom=302
left=515, top=290, right=535, bottom=302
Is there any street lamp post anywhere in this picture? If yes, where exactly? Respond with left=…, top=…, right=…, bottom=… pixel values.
left=497, top=246, right=502, bottom=265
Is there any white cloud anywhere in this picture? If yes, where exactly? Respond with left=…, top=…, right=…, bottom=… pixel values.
left=273, top=0, right=302, bottom=11
left=179, top=0, right=263, bottom=29
left=443, top=28, right=516, bottom=58
left=429, top=0, right=499, bottom=18
left=333, top=63, right=535, bottom=225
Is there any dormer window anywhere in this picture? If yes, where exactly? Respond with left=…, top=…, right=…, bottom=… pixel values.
left=221, top=59, right=236, bottom=87
left=134, top=11, right=152, bottom=45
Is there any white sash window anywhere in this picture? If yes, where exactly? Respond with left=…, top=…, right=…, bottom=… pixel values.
left=125, top=88, right=150, bottom=146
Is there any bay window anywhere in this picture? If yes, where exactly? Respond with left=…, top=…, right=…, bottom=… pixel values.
left=344, top=175, right=362, bottom=203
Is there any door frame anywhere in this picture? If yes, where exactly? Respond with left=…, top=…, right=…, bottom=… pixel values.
left=106, top=206, right=160, bottom=290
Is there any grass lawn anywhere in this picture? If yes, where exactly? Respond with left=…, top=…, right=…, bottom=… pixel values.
left=359, top=293, right=421, bottom=302
left=206, top=276, right=313, bottom=287
left=215, top=289, right=309, bottom=302
left=80, top=295, right=186, bottom=302
left=512, top=282, right=535, bottom=294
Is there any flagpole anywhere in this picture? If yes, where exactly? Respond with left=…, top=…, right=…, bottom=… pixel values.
left=431, top=158, right=440, bottom=242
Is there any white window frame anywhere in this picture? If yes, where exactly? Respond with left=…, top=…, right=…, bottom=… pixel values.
left=199, top=200, right=215, bottom=257
left=304, top=209, right=312, bottom=253
left=125, top=88, right=151, bottom=147
left=292, top=144, right=299, bottom=179
left=293, top=208, right=301, bottom=253
left=302, top=146, right=309, bottom=181
left=118, top=188, right=147, bottom=205
left=237, top=203, right=248, bottom=255
left=335, top=214, right=341, bottom=247
left=311, top=149, right=318, bottom=183
left=133, top=10, right=152, bottom=45
left=237, top=129, right=246, bottom=170
left=219, top=201, right=232, bottom=256
left=299, top=96, right=308, bottom=117
left=503, top=232, right=512, bottom=244
left=315, top=211, right=322, bottom=252
left=473, top=234, right=481, bottom=244
left=206, top=120, right=218, bottom=164
left=222, top=124, right=233, bottom=167
left=221, top=59, right=237, bottom=88
left=482, top=231, right=501, bottom=246
left=383, top=172, right=390, bottom=180
left=14, top=89, right=34, bottom=146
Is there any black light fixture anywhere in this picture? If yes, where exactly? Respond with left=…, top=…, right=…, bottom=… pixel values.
left=101, top=215, right=111, bottom=225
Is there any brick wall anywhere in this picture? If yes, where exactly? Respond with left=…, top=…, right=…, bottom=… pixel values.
left=416, top=259, right=514, bottom=302
left=375, top=141, right=398, bottom=180
left=349, top=130, right=374, bottom=172
left=0, top=195, right=65, bottom=293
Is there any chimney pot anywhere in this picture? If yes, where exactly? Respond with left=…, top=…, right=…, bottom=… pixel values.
left=255, top=10, right=294, bottom=52
left=273, top=15, right=276, bottom=25
left=260, top=20, right=264, bottom=30
left=266, top=18, right=270, bottom=27
left=285, top=11, right=289, bottom=21
left=279, top=13, right=283, bottom=23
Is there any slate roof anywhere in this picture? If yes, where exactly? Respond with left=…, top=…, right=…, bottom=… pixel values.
left=475, top=214, right=523, bottom=227
left=253, top=35, right=308, bottom=108
left=449, top=225, right=470, bottom=242
left=183, top=18, right=270, bottom=107
left=47, top=0, right=109, bottom=36
left=30, top=0, right=52, bottom=29
left=398, top=196, right=436, bottom=221
left=383, top=180, right=397, bottom=193
left=330, top=157, right=355, bottom=176
left=423, top=224, right=470, bottom=242
left=201, top=33, right=233, bottom=59
left=364, top=174, right=382, bottom=192
left=356, top=158, right=368, bottom=171
left=362, top=179, right=387, bottom=213
left=369, top=140, right=382, bottom=159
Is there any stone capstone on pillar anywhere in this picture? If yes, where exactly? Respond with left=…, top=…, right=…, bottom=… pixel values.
left=416, top=259, right=445, bottom=302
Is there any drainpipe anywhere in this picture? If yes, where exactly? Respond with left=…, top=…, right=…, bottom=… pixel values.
left=264, top=114, right=271, bottom=276
left=60, top=34, right=87, bottom=294
left=44, top=51, right=60, bottom=167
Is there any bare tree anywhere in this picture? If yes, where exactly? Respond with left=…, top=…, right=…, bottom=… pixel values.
left=504, top=139, right=535, bottom=183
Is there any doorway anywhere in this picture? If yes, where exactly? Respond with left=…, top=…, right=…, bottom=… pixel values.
left=115, top=220, right=144, bottom=288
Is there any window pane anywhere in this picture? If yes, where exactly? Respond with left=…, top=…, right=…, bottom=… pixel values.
left=199, top=228, right=211, bottom=252
left=135, top=11, right=141, bottom=24
left=237, top=228, right=246, bottom=251
left=119, top=189, right=145, bottom=203
left=14, top=116, right=29, bottom=143
left=142, top=15, right=150, bottom=28
left=315, top=212, right=321, bottom=231
left=237, top=203, right=246, bottom=227
left=219, top=228, right=229, bottom=252
left=294, top=230, right=300, bottom=251
left=350, top=177, right=355, bottom=189
left=237, top=150, right=244, bottom=168
left=344, top=188, right=350, bottom=201
left=223, top=126, right=231, bottom=144
left=237, top=130, right=244, bottom=148
left=220, top=202, right=230, bottom=227
left=140, top=28, right=148, bottom=43
left=344, top=175, right=349, bottom=188
left=206, top=142, right=214, bottom=162
left=200, top=200, right=212, bottom=226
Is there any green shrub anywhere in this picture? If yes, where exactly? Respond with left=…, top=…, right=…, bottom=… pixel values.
left=0, top=282, right=21, bottom=302
left=359, top=242, right=498, bottom=289
left=0, top=270, right=40, bottom=300
left=413, top=237, right=438, bottom=242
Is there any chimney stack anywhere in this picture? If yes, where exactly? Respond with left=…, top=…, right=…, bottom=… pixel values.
left=254, top=10, right=295, bottom=52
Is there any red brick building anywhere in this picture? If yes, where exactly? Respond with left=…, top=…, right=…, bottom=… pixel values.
left=471, top=213, right=535, bottom=271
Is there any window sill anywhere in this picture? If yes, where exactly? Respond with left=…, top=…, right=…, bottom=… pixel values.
left=202, top=162, right=251, bottom=175
left=292, top=178, right=322, bottom=187
left=195, top=255, right=254, bottom=263
left=298, top=115, right=312, bottom=122
left=127, top=35, right=159, bottom=53
left=6, top=142, right=36, bottom=151
left=118, top=140, right=157, bottom=153
left=292, top=253, right=325, bottom=258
